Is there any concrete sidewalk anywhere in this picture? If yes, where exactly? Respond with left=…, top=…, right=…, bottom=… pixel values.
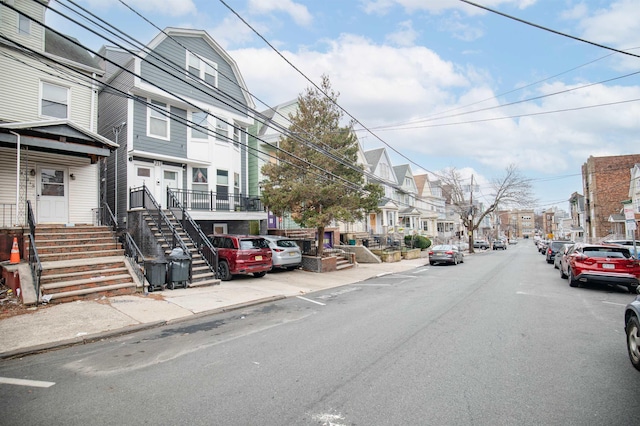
left=0, top=256, right=431, bottom=359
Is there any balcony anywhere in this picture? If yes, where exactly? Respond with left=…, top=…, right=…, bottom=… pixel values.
left=169, top=189, right=264, bottom=213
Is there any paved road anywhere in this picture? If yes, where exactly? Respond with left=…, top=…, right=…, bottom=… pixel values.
left=1, top=242, right=638, bottom=425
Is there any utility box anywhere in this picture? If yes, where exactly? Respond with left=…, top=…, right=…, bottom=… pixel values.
left=167, top=248, right=191, bottom=290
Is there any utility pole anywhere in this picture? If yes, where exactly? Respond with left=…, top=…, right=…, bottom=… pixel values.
left=112, top=122, right=125, bottom=228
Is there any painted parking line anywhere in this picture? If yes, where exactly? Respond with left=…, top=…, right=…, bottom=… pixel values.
left=602, top=301, right=627, bottom=307
left=0, top=377, right=56, bottom=388
left=296, top=296, right=326, bottom=306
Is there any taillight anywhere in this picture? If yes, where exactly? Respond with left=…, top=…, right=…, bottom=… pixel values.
left=445, top=251, right=454, bottom=255
left=428, top=251, right=434, bottom=255
left=547, top=248, right=552, bottom=255
left=273, top=248, right=285, bottom=252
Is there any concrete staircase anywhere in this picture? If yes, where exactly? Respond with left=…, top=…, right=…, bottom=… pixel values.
left=35, top=225, right=138, bottom=304
left=335, top=253, right=355, bottom=271
left=142, top=210, right=220, bottom=287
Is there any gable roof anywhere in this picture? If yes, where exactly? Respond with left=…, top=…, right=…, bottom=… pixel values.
left=364, top=147, right=384, bottom=169
left=0, top=119, right=117, bottom=149
left=143, top=27, right=255, bottom=109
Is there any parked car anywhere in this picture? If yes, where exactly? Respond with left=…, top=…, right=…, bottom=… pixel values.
left=208, top=234, right=272, bottom=281
left=546, top=240, right=572, bottom=264
left=429, top=245, right=464, bottom=265
left=624, top=294, right=640, bottom=371
left=262, top=235, right=302, bottom=270
left=538, top=240, right=549, bottom=254
left=604, top=240, right=640, bottom=258
left=492, top=240, right=507, bottom=250
left=560, top=243, right=640, bottom=293
left=473, top=240, right=489, bottom=250
left=554, top=243, right=573, bottom=270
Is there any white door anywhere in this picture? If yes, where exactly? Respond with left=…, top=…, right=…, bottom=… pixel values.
left=38, top=166, right=68, bottom=223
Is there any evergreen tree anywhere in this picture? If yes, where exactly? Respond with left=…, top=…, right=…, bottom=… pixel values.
left=261, top=75, right=382, bottom=256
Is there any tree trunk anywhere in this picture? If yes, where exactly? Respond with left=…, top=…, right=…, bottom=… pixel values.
left=468, top=232, right=475, bottom=254
left=317, top=225, right=325, bottom=257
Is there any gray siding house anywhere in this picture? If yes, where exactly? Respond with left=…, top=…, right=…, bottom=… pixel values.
left=97, top=27, right=265, bottom=235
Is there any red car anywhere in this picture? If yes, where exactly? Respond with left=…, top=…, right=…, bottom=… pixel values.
left=208, top=235, right=272, bottom=281
left=560, top=243, right=640, bottom=293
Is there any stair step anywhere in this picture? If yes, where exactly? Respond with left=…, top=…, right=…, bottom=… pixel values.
left=41, top=266, right=130, bottom=284
left=188, top=277, right=220, bottom=287
left=44, top=283, right=137, bottom=304
left=39, top=249, right=125, bottom=262
left=37, top=242, right=119, bottom=254
left=42, top=274, right=134, bottom=294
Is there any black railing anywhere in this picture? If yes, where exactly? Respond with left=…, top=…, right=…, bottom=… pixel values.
left=169, top=188, right=263, bottom=212
left=129, top=184, right=192, bottom=272
left=26, top=201, right=42, bottom=305
left=99, top=203, right=146, bottom=285
left=166, top=187, right=218, bottom=277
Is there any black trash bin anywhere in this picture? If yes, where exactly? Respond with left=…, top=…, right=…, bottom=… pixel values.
left=362, top=239, right=369, bottom=248
left=167, top=248, right=191, bottom=290
left=145, top=258, right=167, bottom=292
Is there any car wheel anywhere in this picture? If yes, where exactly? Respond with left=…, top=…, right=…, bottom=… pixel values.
left=568, top=268, right=578, bottom=287
left=429, top=261, right=435, bottom=265
left=253, top=271, right=266, bottom=278
left=629, top=285, right=638, bottom=294
left=626, top=316, right=640, bottom=371
left=560, top=266, right=567, bottom=279
left=218, top=261, right=232, bottom=281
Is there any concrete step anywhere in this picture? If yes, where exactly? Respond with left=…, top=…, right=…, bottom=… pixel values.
left=42, top=274, right=135, bottom=294
left=39, top=249, right=125, bottom=262
left=41, top=266, right=130, bottom=284
left=43, top=282, right=137, bottom=304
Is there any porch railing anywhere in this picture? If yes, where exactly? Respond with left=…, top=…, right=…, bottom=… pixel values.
left=98, top=203, right=146, bottom=285
left=26, top=201, right=42, bottom=305
left=169, top=189, right=263, bottom=212
left=0, top=204, right=16, bottom=227
left=166, top=187, right=218, bottom=277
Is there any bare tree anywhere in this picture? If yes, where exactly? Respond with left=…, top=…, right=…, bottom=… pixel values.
left=440, top=164, right=535, bottom=253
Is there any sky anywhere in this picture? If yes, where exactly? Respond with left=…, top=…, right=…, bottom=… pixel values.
left=46, top=0, right=640, bottom=212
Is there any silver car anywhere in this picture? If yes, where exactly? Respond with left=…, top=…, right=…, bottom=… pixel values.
left=625, top=294, right=640, bottom=371
left=262, top=236, right=302, bottom=270
left=429, top=244, right=464, bottom=266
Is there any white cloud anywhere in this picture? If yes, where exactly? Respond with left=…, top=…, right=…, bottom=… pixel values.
left=247, top=0, right=313, bottom=27
left=385, top=20, right=419, bottom=46
left=576, top=0, right=640, bottom=49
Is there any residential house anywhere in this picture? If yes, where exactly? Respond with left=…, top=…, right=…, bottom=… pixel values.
left=393, top=164, right=420, bottom=233
left=363, top=148, right=400, bottom=235
left=0, top=0, right=115, bottom=236
left=97, top=28, right=265, bottom=236
left=497, top=209, right=535, bottom=239
left=568, top=192, right=585, bottom=242
left=413, top=174, right=440, bottom=241
left=582, top=154, right=640, bottom=240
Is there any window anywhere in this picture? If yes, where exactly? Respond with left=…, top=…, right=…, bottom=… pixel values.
left=148, top=100, right=169, bottom=139
left=233, top=126, right=242, bottom=148
left=137, top=168, right=151, bottom=177
left=191, top=111, right=209, bottom=139
left=215, top=118, right=228, bottom=141
left=41, top=82, right=68, bottom=118
left=186, top=52, right=218, bottom=87
left=18, top=14, right=30, bottom=35
left=217, top=170, right=228, bottom=195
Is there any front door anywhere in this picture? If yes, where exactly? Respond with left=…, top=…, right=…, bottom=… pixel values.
left=37, top=166, right=68, bottom=223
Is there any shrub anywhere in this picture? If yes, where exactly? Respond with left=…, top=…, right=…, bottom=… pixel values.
left=405, top=235, right=431, bottom=250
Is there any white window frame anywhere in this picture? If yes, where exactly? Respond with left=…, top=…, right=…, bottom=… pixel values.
left=190, top=110, right=209, bottom=140
left=186, top=52, right=218, bottom=88
left=18, top=14, right=30, bottom=35
left=40, top=81, right=69, bottom=119
left=215, top=118, right=229, bottom=142
left=147, top=99, right=170, bottom=140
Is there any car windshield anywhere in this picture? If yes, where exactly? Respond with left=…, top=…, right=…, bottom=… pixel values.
left=582, top=247, right=630, bottom=259
left=239, top=239, right=267, bottom=249
left=276, top=240, right=298, bottom=248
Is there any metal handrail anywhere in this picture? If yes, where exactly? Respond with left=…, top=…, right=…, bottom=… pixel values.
left=26, top=201, right=42, bottom=305
left=130, top=183, right=191, bottom=263
left=100, top=202, right=146, bottom=285
left=166, top=187, right=218, bottom=276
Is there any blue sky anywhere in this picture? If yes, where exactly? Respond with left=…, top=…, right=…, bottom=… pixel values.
left=48, top=0, right=640, bottom=212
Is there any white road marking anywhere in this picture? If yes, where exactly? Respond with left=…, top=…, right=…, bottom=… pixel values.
left=0, top=377, right=55, bottom=388
left=602, top=301, right=627, bottom=307
left=296, top=296, right=326, bottom=306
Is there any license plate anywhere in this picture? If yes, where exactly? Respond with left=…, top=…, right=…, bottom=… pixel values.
left=289, top=252, right=297, bottom=256
left=602, top=263, right=615, bottom=269
left=255, top=256, right=262, bottom=261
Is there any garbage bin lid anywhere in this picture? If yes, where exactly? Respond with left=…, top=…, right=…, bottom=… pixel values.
left=146, top=257, right=168, bottom=264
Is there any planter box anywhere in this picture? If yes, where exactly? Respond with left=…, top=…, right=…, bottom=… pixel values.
left=301, top=255, right=337, bottom=273
left=401, top=248, right=421, bottom=260
left=374, top=250, right=401, bottom=263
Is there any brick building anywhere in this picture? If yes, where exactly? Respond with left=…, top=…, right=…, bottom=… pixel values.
left=582, top=154, right=640, bottom=240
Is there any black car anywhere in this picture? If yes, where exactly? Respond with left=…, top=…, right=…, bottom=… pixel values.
left=546, top=240, right=573, bottom=264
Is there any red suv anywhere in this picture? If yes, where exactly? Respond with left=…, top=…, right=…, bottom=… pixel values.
left=560, top=243, right=640, bottom=293
left=208, top=235, right=272, bottom=281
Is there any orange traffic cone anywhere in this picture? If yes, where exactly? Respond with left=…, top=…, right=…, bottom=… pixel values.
left=9, top=237, right=20, bottom=264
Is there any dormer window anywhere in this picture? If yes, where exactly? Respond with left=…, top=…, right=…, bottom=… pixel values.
left=186, top=52, right=218, bottom=87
